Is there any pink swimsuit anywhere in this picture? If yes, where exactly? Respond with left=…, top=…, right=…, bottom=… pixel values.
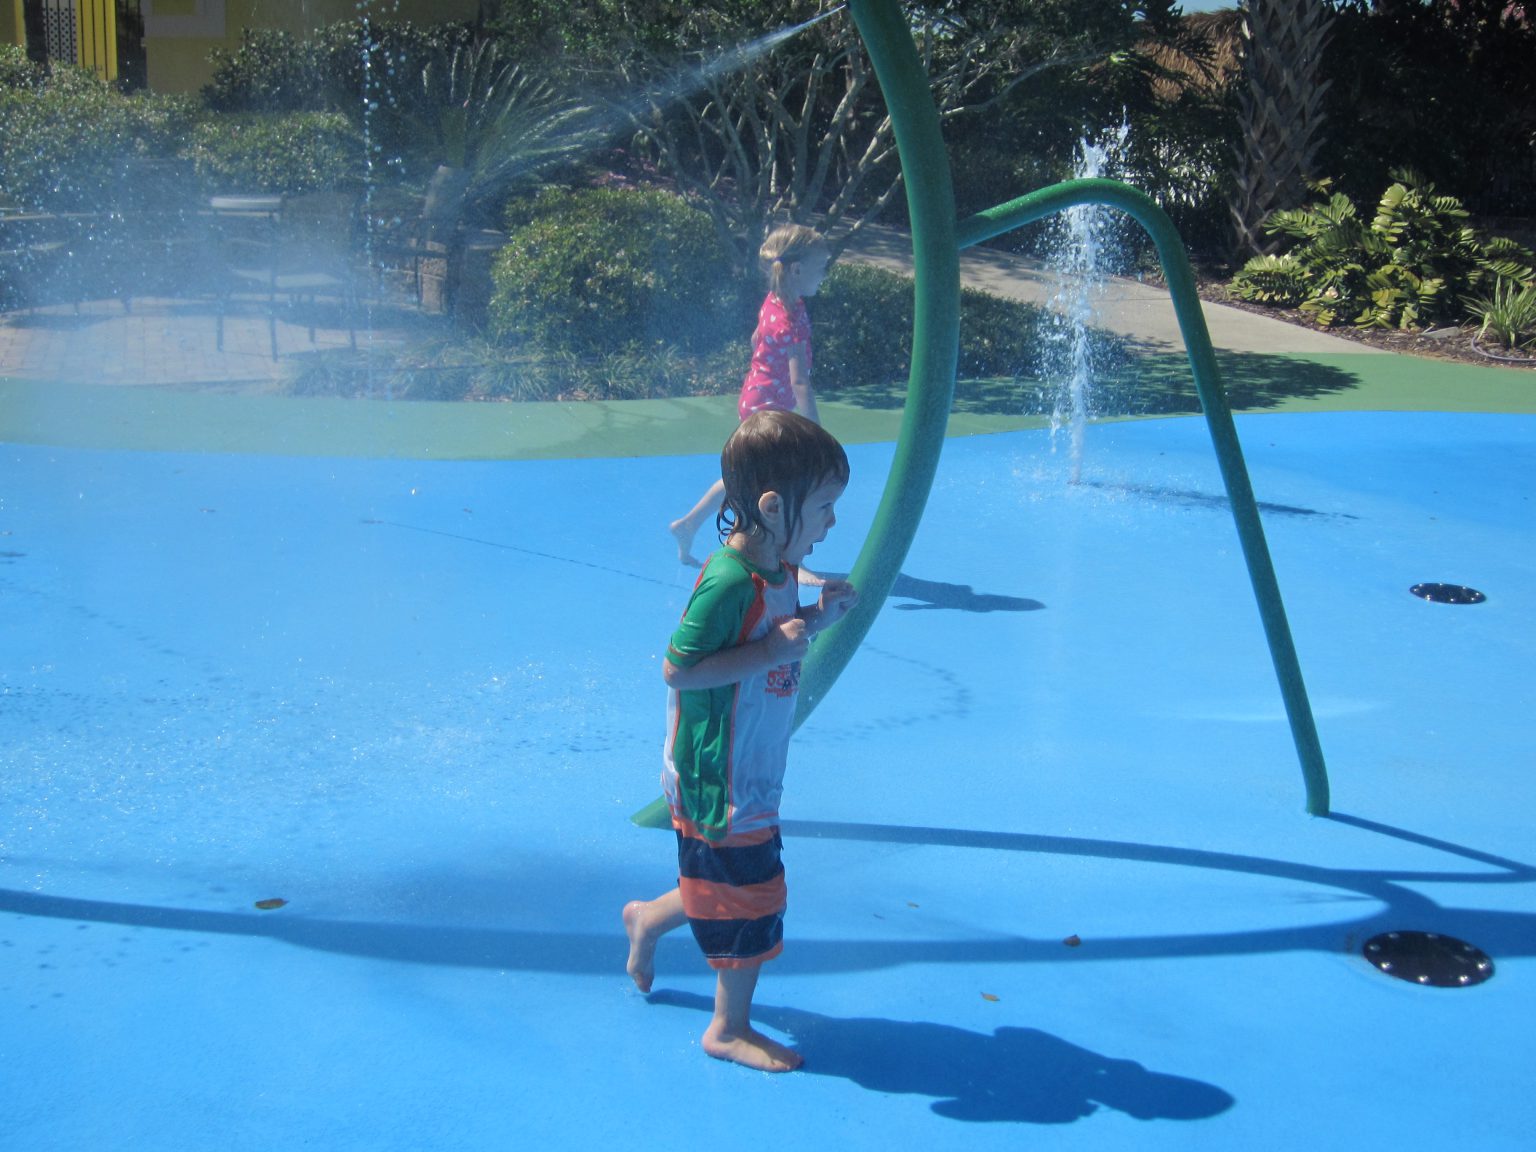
left=737, top=292, right=811, bottom=420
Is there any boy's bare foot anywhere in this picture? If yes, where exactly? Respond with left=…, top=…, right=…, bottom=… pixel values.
left=702, top=1023, right=803, bottom=1072
left=623, top=900, right=659, bottom=993
left=669, top=520, right=702, bottom=568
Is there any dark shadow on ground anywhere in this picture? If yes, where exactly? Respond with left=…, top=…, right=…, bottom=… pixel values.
left=1093, top=346, right=1363, bottom=417
left=1, top=311, right=115, bottom=330
left=1073, top=481, right=1358, bottom=520
left=821, top=340, right=1363, bottom=419
left=818, top=571, right=1045, bottom=613
left=647, top=990, right=1235, bottom=1125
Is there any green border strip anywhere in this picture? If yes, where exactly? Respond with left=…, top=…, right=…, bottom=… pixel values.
left=4, top=351, right=1529, bottom=462
left=2, top=354, right=1529, bottom=462
left=0, top=381, right=1057, bottom=460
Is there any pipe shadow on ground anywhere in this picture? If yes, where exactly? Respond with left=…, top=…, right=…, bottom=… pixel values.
left=817, top=570, right=1044, bottom=613
left=3, top=812, right=1530, bottom=975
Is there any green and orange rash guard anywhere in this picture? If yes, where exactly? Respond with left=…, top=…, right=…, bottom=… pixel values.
left=662, top=547, right=802, bottom=843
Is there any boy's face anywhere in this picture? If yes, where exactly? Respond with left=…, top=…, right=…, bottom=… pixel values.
left=780, top=476, right=845, bottom=565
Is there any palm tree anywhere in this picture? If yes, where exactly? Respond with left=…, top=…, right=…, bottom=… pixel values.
left=1228, top=0, right=1334, bottom=259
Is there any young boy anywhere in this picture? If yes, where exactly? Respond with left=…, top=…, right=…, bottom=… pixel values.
left=625, top=409, right=858, bottom=1072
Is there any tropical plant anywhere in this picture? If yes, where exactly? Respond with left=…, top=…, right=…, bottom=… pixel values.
left=412, top=40, right=604, bottom=225
left=1231, top=172, right=1536, bottom=330
left=1465, top=280, right=1536, bottom=352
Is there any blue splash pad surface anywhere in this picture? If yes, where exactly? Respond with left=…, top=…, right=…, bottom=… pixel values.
left=2, top=411, right=1533, bottom=1150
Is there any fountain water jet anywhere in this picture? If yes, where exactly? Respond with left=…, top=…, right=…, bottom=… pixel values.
left=1044, top=125, right=1128, bottom=483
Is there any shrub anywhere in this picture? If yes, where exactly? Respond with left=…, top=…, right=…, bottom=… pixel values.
left=0, top=67, right=197, bottom=210
left=814, top=261, right=1053, bottom=410
left=0, top=43, right=44, bottom=91
left=201, top=20, right=482, bottom=189
left=812, top=263, right=917, bottom=394
left=202, top=29, right=316, bottom=114
left=185, top=112, right=360, bottom=194
left=1231, top=172, right=1536, bottom=329
left=203, top=21, right=476, bottom=116
left=488, top=186, right=736, bottom=356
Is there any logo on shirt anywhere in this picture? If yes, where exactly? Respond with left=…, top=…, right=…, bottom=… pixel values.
left=766, top=663, right=800, bottom=698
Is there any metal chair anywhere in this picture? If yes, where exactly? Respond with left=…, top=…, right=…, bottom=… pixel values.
left=213, top=192, right=360, bottom=360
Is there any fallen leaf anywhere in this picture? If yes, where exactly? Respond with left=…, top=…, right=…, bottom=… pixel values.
left=1063, top=934, right=1081, bottom=947
left=906, top=901, right=920, bottom=909
left=254, top=898, right=287, bottom=911
left=981, top=992, right=1000, bottom=1002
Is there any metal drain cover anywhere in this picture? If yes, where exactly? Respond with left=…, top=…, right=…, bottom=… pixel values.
left=1363, top=931, right=1494, bottom=987
left=1410, top=583, right=1486, bottom=604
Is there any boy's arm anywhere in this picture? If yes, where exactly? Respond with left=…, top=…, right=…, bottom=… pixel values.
left=664, top=618, right=808, bottom=690
left=797, top=579, right=858, bottom=634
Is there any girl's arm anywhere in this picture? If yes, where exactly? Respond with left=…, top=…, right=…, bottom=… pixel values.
left=787, top=344, right=819, bottom=425
left=664, top=618, right=809, bottom=690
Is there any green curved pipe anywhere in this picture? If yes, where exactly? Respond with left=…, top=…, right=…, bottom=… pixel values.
left=636, top=0, right=1329, bottom=828
left=792, top=0, right=961, bottom=725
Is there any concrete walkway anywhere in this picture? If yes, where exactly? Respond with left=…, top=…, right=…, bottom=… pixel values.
left=0, top=293, right=441, bottom=389
left=839, top=223, right=1387, bottom=356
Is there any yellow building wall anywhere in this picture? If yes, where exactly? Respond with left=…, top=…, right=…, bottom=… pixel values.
left=2, top=0, right=25, bottom=48
left=145, top=0, right=483, bottom=94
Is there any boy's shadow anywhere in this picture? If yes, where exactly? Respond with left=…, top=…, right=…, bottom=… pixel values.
left=647, top=990, right=1233, bottom=1125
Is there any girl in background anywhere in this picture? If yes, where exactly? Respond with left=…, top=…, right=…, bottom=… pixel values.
left=670, top=224, right=831, bottom=568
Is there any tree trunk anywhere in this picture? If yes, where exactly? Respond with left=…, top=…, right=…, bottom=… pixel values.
left=1228, top=0, right=1334, bottom=259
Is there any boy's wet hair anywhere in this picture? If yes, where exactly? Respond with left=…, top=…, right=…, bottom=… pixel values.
left=759, top=223, right=829, bottom=299
left=718, top=410, right=849, bottom=546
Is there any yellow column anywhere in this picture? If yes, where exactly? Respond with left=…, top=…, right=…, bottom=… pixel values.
left=75, top=0, right=119, bottom=81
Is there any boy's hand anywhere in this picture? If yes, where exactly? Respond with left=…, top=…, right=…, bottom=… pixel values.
left=816, top=579, right=859, bottom=627
left=768, top=617, right=810, bottom=662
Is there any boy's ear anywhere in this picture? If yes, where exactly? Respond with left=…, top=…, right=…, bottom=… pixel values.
left=757, top=490, right=783, bottom=533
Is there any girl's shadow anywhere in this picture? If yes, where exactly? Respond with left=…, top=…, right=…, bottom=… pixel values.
left=647, top=990, right=1234, bottom=1124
